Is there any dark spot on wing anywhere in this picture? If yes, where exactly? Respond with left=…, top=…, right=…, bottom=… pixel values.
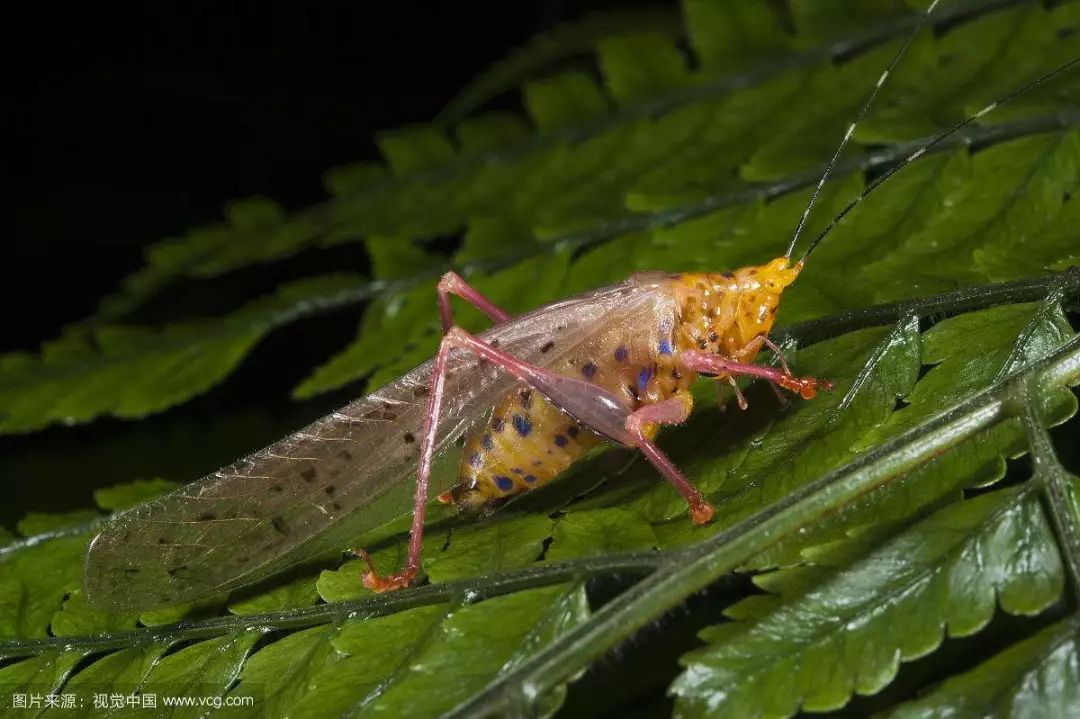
left=272, top=485, right=284, bottom=493
left=324, top=485, right=336, bottom=495
left=301, top=468, right=317, bottom=483
left=519, top=389, right=533, bottom=408
left=198, top=512, right=216, bottom=521
left=338, top=450, right=353, bottom=460
left=331, top=502, right=343, bottom=511
left=167, top=565, right=188, bottom=577
left=582, top=361, right=597, bottom=379
left=541, top=341, right=555, bottom=353
left=403, top=432, right=416, bottom=444
left=413, top=385, right=430, bottom=398
left=125, top=567, right=140, bottom=575
left=157, top=537, right=171, bottom=545
left=271, top=516, right=289, bottom=535
left=382, top=411, right=398, bottom=421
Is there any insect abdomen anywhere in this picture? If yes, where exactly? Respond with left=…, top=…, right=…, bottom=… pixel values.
left=454, top=323, right=685, bottom=506
left=459, top=388, right=601, bottom=501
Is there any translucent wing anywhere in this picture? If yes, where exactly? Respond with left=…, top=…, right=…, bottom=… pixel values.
left=83, top=275, right=677, bottom=611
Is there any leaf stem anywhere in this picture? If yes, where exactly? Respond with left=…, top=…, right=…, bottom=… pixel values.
left=775, top=268, right=1080, bottom=346
left=0, top=552, right=668, bottom=659
left=1020, top=382, right=1080, bottom=599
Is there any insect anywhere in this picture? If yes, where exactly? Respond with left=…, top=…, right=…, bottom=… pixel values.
left=83, top=4, right=1076, bottom=608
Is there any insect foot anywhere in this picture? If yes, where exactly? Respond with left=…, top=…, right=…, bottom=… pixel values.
left=780, top=375, right=834, bottom=400
left=690, top=501, right=716, bottom=525
left=352, top=548, right=416, bottom=593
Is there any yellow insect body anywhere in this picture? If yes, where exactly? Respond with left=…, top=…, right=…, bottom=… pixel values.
left=452, top=257, right=803, bottom=509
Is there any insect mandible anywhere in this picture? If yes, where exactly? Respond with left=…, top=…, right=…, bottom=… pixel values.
left=82, top=2, right=1077, bottom=608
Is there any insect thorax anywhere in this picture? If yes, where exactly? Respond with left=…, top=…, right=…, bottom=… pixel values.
left=668, top=256, right=802, bottom=361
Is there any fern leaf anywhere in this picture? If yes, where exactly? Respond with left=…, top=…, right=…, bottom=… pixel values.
left=0, top=274, right=365, bottom=432
left=884, top=615, right=1080, bottom=718
left=670, top=485, right=1064, bottom=718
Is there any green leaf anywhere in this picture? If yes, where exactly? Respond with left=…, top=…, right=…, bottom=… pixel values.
left=546, top=508, right=659, bottom=561
left=141, top=631, right=264, bottom=718
left=93, top=479, right=181, bottom=513
left=0, top=274, right=367, bottom=432
left=884, top=616, right=1080, bottom=719
left=437, top=7, right=683, bottom=124
left=0, top=534, right=86, bottom=639
left=220, top=584, right=588, bottom=719
left=671, top=485, right=1064, bottom=717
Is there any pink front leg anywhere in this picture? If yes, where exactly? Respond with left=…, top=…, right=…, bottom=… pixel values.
left=681, top=350, right=832, bottom=400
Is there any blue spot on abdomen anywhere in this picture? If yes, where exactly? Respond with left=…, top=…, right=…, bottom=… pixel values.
left=554, top=434, right=568, bottom=447
left=658, top=339, right=672, bottom=355
left=638, top=366, right=654, bottom=393
left=512, top=414, right=532, bottom=436
left=582, top=361, right=598, bottom=379
left=494, top=475, right=514, bottom=492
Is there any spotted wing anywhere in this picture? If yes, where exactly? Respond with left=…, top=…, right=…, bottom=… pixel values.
left=83, top=275, right=678, bottom=611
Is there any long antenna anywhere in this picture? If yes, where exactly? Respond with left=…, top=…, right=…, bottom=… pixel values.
left=784, top=0, right=942, bottom=260
left=798, top=56, right=1079, bottom=265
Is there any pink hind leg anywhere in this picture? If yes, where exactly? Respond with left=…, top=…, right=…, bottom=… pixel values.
left=355, top=324, right=458, bottom=592
left=438, top=271, right=511, bottom=332
left=358, top=326, right=634, bottom=592
left=626, top=393, right=715, bottom=525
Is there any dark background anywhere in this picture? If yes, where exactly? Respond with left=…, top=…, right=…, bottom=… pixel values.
left=10, top=1, right=637, bottom=350
left=6, top=1, right=658, bottom=523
